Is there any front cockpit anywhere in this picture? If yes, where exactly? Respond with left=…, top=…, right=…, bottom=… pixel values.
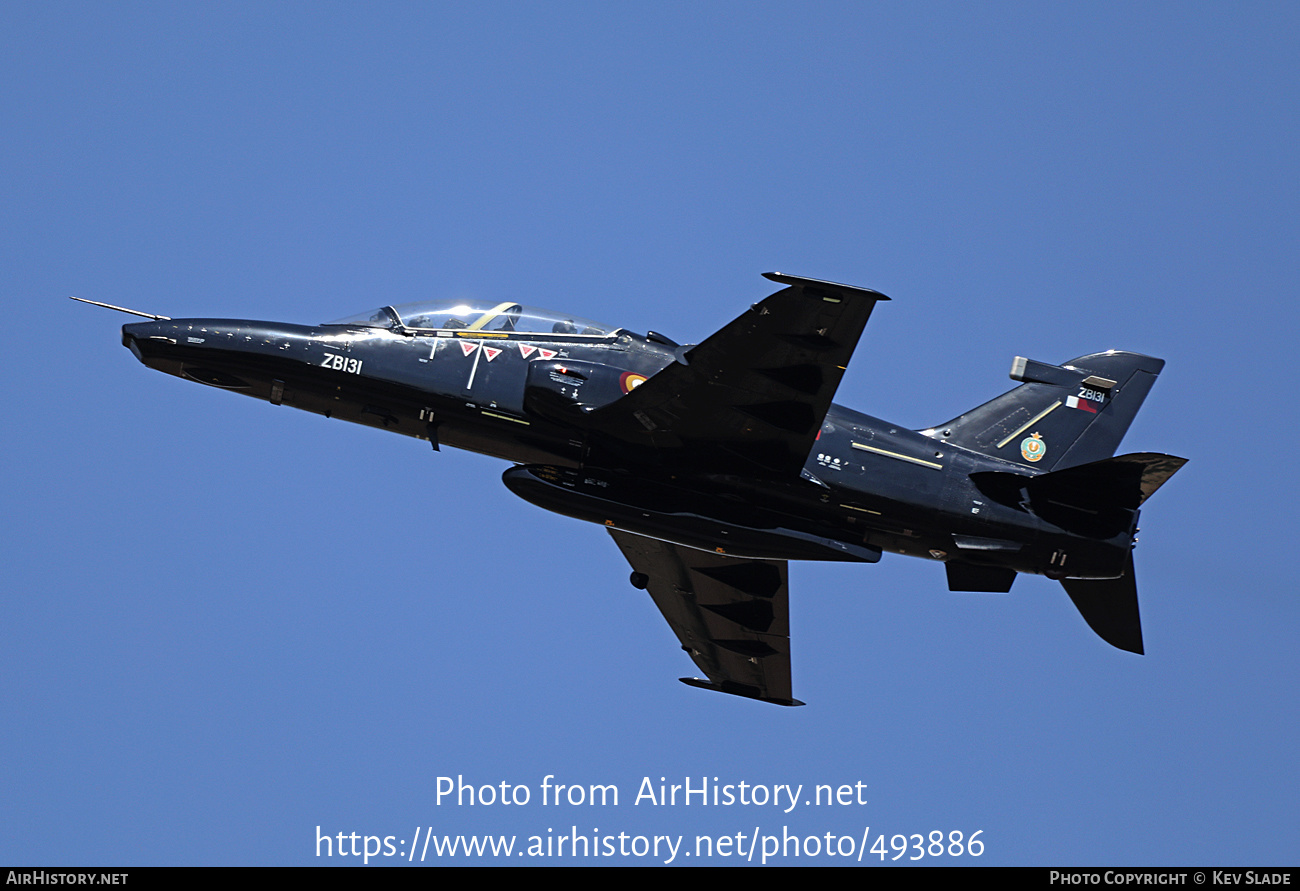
left=323, top=300, right=618, bottom=339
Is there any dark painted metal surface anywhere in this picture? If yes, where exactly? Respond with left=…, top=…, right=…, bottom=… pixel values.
left=103, top=273, right=1185, bottom=704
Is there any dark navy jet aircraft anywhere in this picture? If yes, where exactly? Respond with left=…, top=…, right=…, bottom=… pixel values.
left=82, top=273, right=1185, bottom=706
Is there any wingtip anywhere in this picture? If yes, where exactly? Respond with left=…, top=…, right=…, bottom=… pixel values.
left=761, top=272, right=890, bottom=301
left=679, top=677, right=806, bottom=707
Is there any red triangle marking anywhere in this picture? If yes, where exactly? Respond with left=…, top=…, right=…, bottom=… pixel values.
left=538, top=348, right=557, bottom=360
left=518, top=344, right=536, bottom=358
left=460, top=341, right=478, bottom=356
left=483, top=346, right=502, bottom=361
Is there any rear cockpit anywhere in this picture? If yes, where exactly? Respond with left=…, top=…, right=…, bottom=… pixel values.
left=323, top=300, right=618, bottom=339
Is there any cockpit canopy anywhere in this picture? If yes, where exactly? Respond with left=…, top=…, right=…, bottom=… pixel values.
left=323, top=300, right=616, bottom=338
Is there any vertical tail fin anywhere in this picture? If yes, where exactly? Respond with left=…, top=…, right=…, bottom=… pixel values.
left=927, top=351, right=1165, bottom=470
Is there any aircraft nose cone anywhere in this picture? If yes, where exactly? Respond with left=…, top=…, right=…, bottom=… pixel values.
left=122, top=319, right=162, bottom=343
left=121, top=320, right=179, bottom=364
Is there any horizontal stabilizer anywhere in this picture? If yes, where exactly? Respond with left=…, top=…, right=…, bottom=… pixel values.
left=971, top=452, right=1187, bottom=538
left=1061, top=552, right=1144, bottom=654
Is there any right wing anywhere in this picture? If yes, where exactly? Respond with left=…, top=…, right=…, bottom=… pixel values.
left=586, top=273, right=889, bottom=477
left=609, top=528, right=804, bottom=706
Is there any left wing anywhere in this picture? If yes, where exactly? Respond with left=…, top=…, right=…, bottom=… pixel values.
left=609, top=528, right=804, bottom=706
left=586, top=273, right=889, bottom=476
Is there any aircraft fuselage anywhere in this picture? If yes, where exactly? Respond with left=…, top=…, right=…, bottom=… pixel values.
left=105, top=274, right=1182, bottom=703
left=121, top=314, right=1129, bottom=582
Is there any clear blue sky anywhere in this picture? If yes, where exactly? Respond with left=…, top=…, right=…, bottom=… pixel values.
left=4, top=2, right=1296, bottom=866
